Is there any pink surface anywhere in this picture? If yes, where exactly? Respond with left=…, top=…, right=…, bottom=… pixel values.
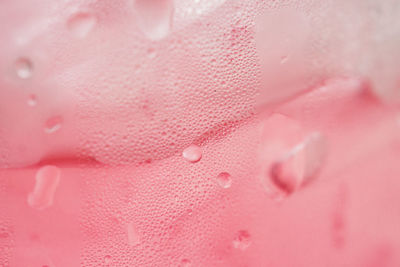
left=1, top=0, right=400, bottom=266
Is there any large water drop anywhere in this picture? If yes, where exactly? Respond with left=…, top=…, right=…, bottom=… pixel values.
left=133, top=0, right=174, bottom=40
left=67, top=12, right=96, bottom=39
left=27, top=165, right=61, bottom=210
left=269, top=132, right=326, bottom=195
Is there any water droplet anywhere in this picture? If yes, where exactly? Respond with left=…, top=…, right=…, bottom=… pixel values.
left=280, top=55, right=289, bottom=64
left=104, top=255, right=112, bottom=265
left=133, top=0, right=174, bottom=40
left=27, top=165, right=61, bottom=210
left=216, top=172, right=232, bottom=189
left=27, top=94, right=37, bottom=107
left=180, top=258, right=191, bottom=267
left=182, top=145, right=202, bottom=163
left=269, top=132, right=326, bottom=195
left=127, top=222, right=140, bottom=246
left=233, top=230, right=251, bottom=251
left=0, top=228, right=10, bottom=239
left=67, top=12, right=96, bottom=39
left=147, top=47, right=157, bottom=59
left=331, top=184, right=348, bottom=249
left=15, top=58, right=33, bottom=79
left=44, top=116, right=63, bottom=134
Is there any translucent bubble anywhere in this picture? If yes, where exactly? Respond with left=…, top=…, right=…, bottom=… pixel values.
left=216, top=172, right=232, bottom=189
left=233, top=230, right=251, bottom=251
left=15, top=58, right=33, bottom=79
left=27, top=165, right=61, bottom=210
left=67, top=12, right=96, bottom=39
left=182, top=145, right=202, bottom=163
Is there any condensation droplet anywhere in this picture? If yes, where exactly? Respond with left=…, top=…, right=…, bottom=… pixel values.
left=233, top=230, right=251, bottom=251
left=280, top=55, right=289, bottom=64
left=15, top=58, right=33, bottom=79
left=216, top=172, right=232, bottom=189
left=182, top=145, right=202, bottom=163
left=180, top=258, right=192, bottom=267
left=269, top=132, right=326, bottom=195
left=104, top=255, right=112, bottom=265
left=127, top=222, right=140, bottom=246
left=133, top=0, right=174, bottom=40
left=27, top=94, right=37, bottom=107
left=67, top=12, right=96, bottom=39
left=331, top=183, right=348, bottom=249
left=147, top=47, right=157, bottom=59
left=44, top=116, right=63, bottom=134
left=0, top=228, right=10, bottom=239
left=27, top=165, right=61, bottom=210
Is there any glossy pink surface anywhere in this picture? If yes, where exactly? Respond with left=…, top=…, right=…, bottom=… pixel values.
left=1, top=0, right=400, bottom=266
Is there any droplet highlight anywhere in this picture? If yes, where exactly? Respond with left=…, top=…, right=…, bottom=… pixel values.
left=216, top=172, right=232, bottom=189
left=133, top=0, right=174, bottom=40
left=27, top=165, right=61, bottom=210
left=15, top=58, right=33, bottom=79
left=182, top=145, right=202, bottom=163
left=233, top=230, right=251, bottom=251
left=67, top=12, right=96, bottom=39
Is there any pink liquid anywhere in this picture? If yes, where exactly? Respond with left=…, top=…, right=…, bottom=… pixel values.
left=1, top=0, right=400, bottom=266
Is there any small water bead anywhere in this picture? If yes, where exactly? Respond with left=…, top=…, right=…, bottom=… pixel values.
left=103, top=255, right=112, bottom=265
left=233, top=230, right=251, bottom=251
left=147, top=47, right=157, bottom=59
left=27, top=165, right=61, bottom=210
left=67, top=12, right=96, bottom=39
left=180, top=258, right=191, bottom=267
left=44, top=116, right=63, bottom=134
left=27, top=94, right=37, bottom=107
left=15, top=57, right=33, bottom=79
left=216, top=172, right=232, bottom=189
left=182, top=145, right=202, bottom=163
